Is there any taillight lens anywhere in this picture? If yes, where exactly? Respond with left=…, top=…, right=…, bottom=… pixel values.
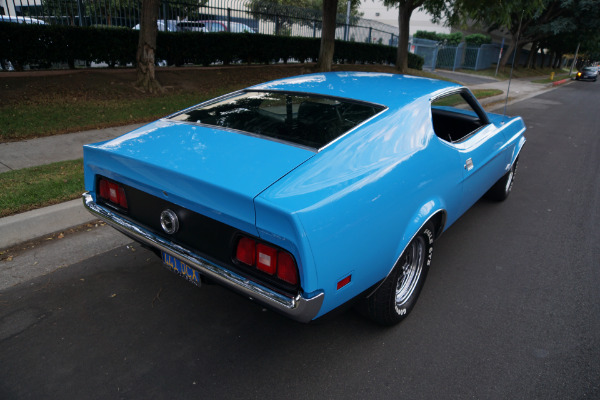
left=98, top=177, right=128, bottom=209
left=234, top=237, right=299, bottom=286
left=277, top=252, right=298, bottom=285
left=256, top=244, right=277, bottom=275
left=235, top=237, right=255, bottom=266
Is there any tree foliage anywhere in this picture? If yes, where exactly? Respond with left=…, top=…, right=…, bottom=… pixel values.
left=464, top=33, right=491, bottom=47
left=414, top=30, right=463, bottom=45
left=452, top=0, right=600, bottom=68
left=248, top=0, right=361, bottom=35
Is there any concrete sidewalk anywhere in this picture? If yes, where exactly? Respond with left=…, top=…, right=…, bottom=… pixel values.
left=0, top=123, right=145, bottom=173
left=0, top=74, right=573, bottom=250
left=0, top=123, right=144, bottom=249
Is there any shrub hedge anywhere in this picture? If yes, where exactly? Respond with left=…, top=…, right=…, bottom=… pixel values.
left=0, top=23, right=424, bottom=70
left=414, top=30, right=463, bottom=46
left=464, top=34, right=492, bottom=47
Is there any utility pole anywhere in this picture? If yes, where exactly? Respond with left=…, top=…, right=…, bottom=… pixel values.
left=569, top=43, right=580, bottom=77
left=344, top=0, right=351, bottom=41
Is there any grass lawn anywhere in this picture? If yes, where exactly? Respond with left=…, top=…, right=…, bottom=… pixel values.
left=455, top=67, right=570, bottom=81
left=0, top=65, right=456, bottom=142
left=434, top=89, right=503, bottom=107
left=0, top=91, right=228, bottom=142
left=0, top=159, right=84, bottom=217
left=531, top=73, right=572, bottom=84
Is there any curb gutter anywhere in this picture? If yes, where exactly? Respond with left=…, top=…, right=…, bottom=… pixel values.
left=0, top=198, right=95, bottom=250
left=552, top=78, right=571, bottom=86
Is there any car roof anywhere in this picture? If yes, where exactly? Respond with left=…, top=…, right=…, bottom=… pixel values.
left=247, top=72, right=462, bottom=108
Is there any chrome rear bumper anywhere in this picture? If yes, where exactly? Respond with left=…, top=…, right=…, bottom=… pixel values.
left=83, top=192, right=324, bottom=323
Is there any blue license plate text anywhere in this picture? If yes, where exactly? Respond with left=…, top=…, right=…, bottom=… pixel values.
left=161, top=252, right=202, bottom=287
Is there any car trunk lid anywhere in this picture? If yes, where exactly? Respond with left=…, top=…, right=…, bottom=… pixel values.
left=83, top=120, right=316, bottom=235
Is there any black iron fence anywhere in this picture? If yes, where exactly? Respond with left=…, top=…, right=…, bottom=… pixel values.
left=1, top=0, right=399, bottom=45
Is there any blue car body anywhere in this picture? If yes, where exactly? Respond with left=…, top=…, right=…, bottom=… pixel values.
left=83, top=72, right=526, bottom=323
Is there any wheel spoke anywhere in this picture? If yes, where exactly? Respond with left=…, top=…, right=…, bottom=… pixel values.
left=395, top=237, right=425, bottom=307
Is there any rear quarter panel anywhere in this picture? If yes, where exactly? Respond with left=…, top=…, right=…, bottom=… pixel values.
left=256, top=98, right=464, bottom=317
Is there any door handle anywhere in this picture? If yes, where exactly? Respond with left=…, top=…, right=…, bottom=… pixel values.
left=464, top=158, right=474, bottom=171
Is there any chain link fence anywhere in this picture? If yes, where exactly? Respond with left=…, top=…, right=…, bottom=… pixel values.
left=409, top=38, right=507, bottom=71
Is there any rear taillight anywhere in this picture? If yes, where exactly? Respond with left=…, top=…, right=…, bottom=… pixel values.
left=234, top=237, right=298, bottom=285
left=98, top=177, right=128, bottom=209
left=235, top=237, right=255, bottom=266
left=256, top=243, right=278, bottom=275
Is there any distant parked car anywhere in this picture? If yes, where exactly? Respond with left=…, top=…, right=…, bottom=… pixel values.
left=83, top=72, right=526, bottom=325
left=133, top=20, right=178, bottom=32
left=175, top=21, right=209, bottom=32
left=228, top=21, right=256, bottom=33
left=0, top=16, right=46, bottom=24
left=133, top=20, right=255, bottom=33
left=576, top=66, right=598, bottom=82
left=192, top=20, right=256, bottom=33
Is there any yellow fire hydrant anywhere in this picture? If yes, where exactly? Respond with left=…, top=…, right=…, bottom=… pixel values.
left=550, top=72, right=555, bottom=81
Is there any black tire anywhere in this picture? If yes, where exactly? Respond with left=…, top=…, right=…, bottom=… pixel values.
left=485, top=157, right=519, bottom=202
left=362, top=223, right=434, bottom=326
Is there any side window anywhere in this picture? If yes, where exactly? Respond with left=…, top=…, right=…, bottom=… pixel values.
left=431, top=92, right=487, bottom=143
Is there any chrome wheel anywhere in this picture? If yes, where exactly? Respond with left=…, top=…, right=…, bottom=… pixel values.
left=361, top=223, right=434, bottom=325
left=504, top=169, right=514, bottom=194
left=395, top=236, right=425, bottom=308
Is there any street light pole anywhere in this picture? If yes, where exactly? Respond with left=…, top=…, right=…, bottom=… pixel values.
left=569, top=43, right=580, bottom=77
left=344, top=0, right=351, bottom=41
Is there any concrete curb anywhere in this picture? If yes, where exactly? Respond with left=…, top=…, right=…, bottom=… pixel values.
left=552, top=78, right=571, bottom=86
left=0, top=198, right=96, bottom=250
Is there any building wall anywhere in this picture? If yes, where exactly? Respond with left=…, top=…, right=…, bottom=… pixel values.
left=358, top=1, right=450, bottom=35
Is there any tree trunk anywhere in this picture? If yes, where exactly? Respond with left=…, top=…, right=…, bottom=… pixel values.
left=526, top=42, right=538, bottom=69
left=396, top=1, right=413, bottom=74
left=517, top=42, right=526, bottom=67
left=556, top=54, right=564, bottom=69
left=314, top=0, right=338, bottom=72
left=136, top=0, right=162, bottom=93
left=540, top=48, right=546, bottom=68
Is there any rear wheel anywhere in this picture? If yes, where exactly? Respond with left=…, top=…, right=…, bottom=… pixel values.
left=485, top=157, right=519, bottom=201
left=362, top=223, right=434, bottom=326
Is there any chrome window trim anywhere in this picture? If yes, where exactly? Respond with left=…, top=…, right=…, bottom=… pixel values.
left=164, top=90, right=388, bottom=152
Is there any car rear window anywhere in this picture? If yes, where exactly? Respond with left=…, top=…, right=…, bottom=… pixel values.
left=168, top=91, right=385, bottom=149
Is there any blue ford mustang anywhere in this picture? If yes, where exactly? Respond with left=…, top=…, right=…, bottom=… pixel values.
left=83, top=72, right=526, bottom=325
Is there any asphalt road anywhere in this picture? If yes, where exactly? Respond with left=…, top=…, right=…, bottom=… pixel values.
left=1, top=81, right=599, bottom=399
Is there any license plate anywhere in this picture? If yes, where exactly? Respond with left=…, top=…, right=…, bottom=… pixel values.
left=161, top=252, right=202, bottom=287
